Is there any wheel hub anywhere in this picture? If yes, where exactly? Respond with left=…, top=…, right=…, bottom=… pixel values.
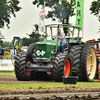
left=64, top=60, right=70, bottom=77
left=26, top=58, right=31, bottom=76
left=87, top=49, right=96, bottom=79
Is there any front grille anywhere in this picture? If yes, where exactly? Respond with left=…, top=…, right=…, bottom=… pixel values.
left=36, top=44, right=46, bottom=50
left=47, top=45, right=51, bottom=51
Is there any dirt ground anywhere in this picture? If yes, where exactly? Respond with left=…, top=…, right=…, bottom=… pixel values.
left=0, top=86, right=100, bottom=100
left=0, top=77, right=100, bottom=100
left=0, top=77, right=55, bottom=84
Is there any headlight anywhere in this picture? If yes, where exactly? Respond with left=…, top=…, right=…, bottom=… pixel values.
left=36, top=50, right=46, bottom=56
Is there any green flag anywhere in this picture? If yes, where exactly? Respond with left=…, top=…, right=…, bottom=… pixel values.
left=75, top=0, right=83, bottom=31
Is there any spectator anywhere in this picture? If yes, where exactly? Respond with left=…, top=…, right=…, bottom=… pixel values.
left=10, top=46, right=17, bottom=59
left=0, top=45, right=4, bottom=59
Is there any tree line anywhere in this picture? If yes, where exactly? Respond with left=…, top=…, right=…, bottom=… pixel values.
left=0, top=0, right=99, bottom=46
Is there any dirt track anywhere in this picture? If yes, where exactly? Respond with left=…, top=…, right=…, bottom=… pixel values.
left=0, top=77, right=56, bottom=84
left=0, top=77, right=100, bottom=100
left=0, top=92, right=100, bottom=100
left=0, top=86, right=100, bottom=100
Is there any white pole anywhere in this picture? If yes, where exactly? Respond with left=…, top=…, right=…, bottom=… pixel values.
left=82, top=0, right=85, bottom=41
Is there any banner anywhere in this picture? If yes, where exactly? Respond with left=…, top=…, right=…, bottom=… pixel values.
left=75, top=0, right=83, bottom=31
left=39, top=7, right=45, bottom=35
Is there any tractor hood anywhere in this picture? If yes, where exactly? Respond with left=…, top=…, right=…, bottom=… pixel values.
left=35, top=40, right=60, bottom=58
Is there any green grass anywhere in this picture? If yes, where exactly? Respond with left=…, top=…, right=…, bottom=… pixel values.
left=0, top=82, right=100, bottom=89
left=0, top=71, right=15, bottom=77
left=0, top=71, right=15, bottom=73
left=0, top=71, right=100, bottom=89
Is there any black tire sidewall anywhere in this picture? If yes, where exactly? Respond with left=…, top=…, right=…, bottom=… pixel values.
left=82, top=45, right=97, bottom=82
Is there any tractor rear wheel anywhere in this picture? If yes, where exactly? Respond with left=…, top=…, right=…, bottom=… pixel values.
left=81, top=45, right=97, bottom=82
left=52, top=53, right=72, bottom=82
left=15, top=52, right=33, bottom=81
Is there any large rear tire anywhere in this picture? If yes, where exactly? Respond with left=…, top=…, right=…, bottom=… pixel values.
left=52, top=53, right=72, bottom=82
left=15, top=52, right=33, bottom=81
left=81, top=45, right=97, bottom=82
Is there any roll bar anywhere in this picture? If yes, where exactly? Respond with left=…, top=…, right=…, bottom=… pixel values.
left=45, top=24, right=81, bottom=53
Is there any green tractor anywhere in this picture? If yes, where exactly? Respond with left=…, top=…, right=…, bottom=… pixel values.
left=15, top=24, right=97, bottom=82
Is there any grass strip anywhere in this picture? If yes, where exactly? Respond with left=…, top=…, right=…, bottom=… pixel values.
left=0, top=71, right=15, bottom=73
left=0, top=71, right=15, bottom=77
left=0, top=82, right=100, bottom=89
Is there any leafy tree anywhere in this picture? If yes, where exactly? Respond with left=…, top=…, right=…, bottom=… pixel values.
left=0, top=0, right=21, bottom=28
left=0, top=40, right=3, bottom=47
left=22, top=24, right=41, bottom=46
left=3, top=41, right=13, bottom=47
left=0, top=31, right=5, bottom=47
left=33, top=0, right=75, bottom=35
left=90, top=0, right=100, bottom=21
left=21, top=38, right=31, bottom=46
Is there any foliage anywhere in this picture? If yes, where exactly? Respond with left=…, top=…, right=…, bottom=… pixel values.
left=0, top=32, right=13, bottom=47
left=3, top=41, right=13, bottom=47
left=22, top=24, right=40, bottom=46
left=33, top=0, right=75, bottom=35
left=0, top=40, right=3, bottom=47
left=0, top=0, right=21, bottom=28
left=0, top=72, right=15, bottom=77
left=90, top=0, right=100, bottom=21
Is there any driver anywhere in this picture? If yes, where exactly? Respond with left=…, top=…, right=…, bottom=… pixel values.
left=55, top=28, right=66, bottom=53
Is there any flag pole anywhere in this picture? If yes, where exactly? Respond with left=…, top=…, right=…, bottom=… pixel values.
left=82, top=0, right=85, bottom=41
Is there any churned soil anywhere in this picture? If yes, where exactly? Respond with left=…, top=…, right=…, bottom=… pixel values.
left=0, top=77, right=100, bottom=100
left=0, top=86, right=100, bottom=100
left=1, top=86, right=100, bottom=95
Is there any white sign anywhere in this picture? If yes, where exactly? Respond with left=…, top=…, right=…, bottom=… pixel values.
left=39, top=7, right=45, bottom=35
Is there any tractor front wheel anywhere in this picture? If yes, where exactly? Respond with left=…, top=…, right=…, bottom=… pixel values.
left=27, top=43, right=35, bottom=58
left=15, top=52, right=23, bottom=80
left=52, top=53, right=72, bottom=82
left=69, top=44, right=85, bottom=81
left=15, top=52, right=33, bottom=81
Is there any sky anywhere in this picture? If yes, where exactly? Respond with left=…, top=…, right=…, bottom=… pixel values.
left=0, top=0, right=100, bottom=42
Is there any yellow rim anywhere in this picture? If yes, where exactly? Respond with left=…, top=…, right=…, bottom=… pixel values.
left=87, top=48, right=96, bottom=80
